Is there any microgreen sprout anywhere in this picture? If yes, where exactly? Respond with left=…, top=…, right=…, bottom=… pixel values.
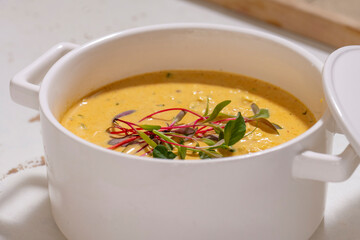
left=107, top=101, right=281, bottom=159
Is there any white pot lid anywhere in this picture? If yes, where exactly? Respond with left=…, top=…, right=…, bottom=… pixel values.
left=323, top=46, right=360, bottom=157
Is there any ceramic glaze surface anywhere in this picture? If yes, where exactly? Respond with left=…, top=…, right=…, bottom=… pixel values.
left=39, top=25, right=328, bottom=240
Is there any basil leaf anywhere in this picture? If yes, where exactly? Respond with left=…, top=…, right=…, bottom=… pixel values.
left=204, top=100, right=231, bottom=122
left=224, top=112, right=246, bottom=146
left=153, top=145, right=176, bottom=159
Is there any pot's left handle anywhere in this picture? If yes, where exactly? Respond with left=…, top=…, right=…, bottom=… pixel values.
left=10, top=42, right=79, bottom=110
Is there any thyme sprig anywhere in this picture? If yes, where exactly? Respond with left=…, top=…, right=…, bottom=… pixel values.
left=107, top=101, right=281, bottom=159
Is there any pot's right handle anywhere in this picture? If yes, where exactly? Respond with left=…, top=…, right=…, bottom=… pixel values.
left=10, top=42, right=79, bottom=110
left=293, top=145, right=360, bottom=182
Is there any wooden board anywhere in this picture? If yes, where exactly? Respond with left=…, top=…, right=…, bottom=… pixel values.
left=202, top=0, right=360, bottom=48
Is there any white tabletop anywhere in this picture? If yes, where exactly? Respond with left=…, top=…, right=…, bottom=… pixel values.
left=1, top=1, right=360, bottom=239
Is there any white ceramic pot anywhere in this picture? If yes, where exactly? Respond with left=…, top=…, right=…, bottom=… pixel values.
left=10, top=24, right=360, bottom=240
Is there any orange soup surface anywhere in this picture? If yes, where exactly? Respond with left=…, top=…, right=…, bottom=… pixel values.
left=61, top=70, right=316, bottom=160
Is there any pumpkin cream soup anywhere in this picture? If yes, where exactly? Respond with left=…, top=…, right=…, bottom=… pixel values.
left=61, top=70, right=315, bottom=159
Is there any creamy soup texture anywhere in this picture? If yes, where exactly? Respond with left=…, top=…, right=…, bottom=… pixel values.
left=61, top=70, right=315, bottom=159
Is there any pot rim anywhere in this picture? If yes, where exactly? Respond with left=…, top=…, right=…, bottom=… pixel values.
left=39, top=23, right=326, bottom=164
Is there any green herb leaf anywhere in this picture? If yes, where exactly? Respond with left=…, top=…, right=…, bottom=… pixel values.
left=136, top=130, right=157, bottom=148
left=251, top=103, right=260, bottom=115
left=202, top=138, right=216, bottom=146
left=113, top=110, right=136, bottom=121
left=208, top=123, right=224, bottom=140
left=224, top=112, right=246, bottom=146
left=254, top=118, right=280, bottom=134
left=171, top=110, right=186, bottom=126
left=153, top=130, right=178, bottom=145
left=217, top=112, right=236, bottom=118
left=164, top=142, right=173, bottom=151
left=177, top=139, right=187, bottom=159
left=248, top=103, right=282, bottom=135
left=172, top=127, right=195, bottom=135
left=205, top=139, right=226, bottom=150
left=272, top=122, right=283, bottom=130
left=199, top=151, right=211, bottom=159
left=204, top=97, right=210, bottom=116
left=200, top=149, right=223, bottom=158
left=251, top=108, right=269, bottom=119
left=139, top=125, right=161, bottom=131
left=153, top=130, right=185, bottom=159
left=178, top=146, right=187, bottom=159
left=153, top=145, right=176, bottom=159
left=204, top=100, right=231, bottom=122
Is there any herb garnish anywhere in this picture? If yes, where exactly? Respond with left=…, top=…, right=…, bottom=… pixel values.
left=106, top=101, right=281, bottom=159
